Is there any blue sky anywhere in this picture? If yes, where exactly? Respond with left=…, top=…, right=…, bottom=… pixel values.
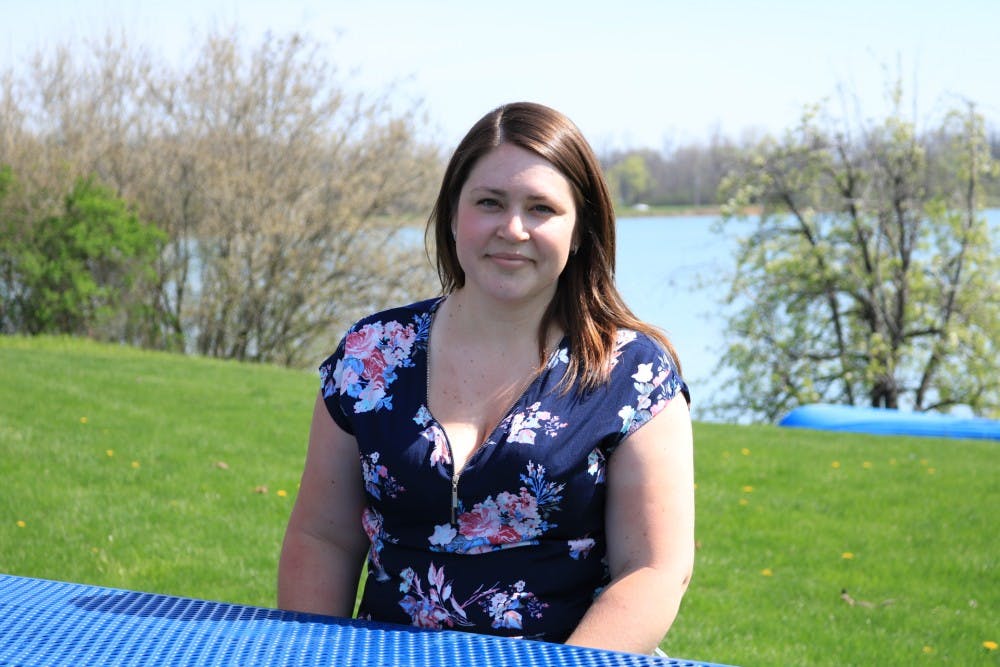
left=2, top=0, right=998, bottom=150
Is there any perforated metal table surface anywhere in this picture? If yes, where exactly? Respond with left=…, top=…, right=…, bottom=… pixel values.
left=0, top=574, right=735, bottom=666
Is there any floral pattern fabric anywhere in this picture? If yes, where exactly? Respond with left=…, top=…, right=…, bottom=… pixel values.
left=319, top=298, right=688, bottom=643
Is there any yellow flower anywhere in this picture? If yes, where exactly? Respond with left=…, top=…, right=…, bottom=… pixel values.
left=842, top=552, right=854, bottom=560
left=740, top=448, right=751, bottom=456
left=277, top=489, right=288, bottom=498
left=738, top=498, right=749, bottom=506
left=761, top=568, right=773, bottom=577
left=742, top=485, right=754, bottom=493
left=984, top=641, right=998, bottom=651
left=862, top=461, right=872, bottom=469
left=831, top=461, right=841, bottom=469
left=16, top=520, right=26, bottom=528
left=131, top=461, right=140, bottom=469
left=106, top=449, right=115, bottom=457
left=922, top=646, right=933, bottom=654
left=80, top=417, right=88, bottom=424
left=927, top=467, right=936, bottom=475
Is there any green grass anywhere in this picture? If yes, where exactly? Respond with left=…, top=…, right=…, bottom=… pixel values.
left=1, top=336, right=997, bottom=666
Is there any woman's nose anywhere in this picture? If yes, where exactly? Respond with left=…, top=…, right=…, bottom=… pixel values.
left=498, top=210, right=530, bottom=240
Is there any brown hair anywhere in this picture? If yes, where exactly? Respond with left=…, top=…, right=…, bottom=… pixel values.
left=427, top=101, right=681, bottom=391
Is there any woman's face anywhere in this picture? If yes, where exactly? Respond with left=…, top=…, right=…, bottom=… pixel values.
left=452, top=143, right=578, bottom=310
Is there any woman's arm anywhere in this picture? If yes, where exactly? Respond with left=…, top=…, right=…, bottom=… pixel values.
left=565, top=395, right=695, bottom=654
left=277, top=391, right=369, bottom=617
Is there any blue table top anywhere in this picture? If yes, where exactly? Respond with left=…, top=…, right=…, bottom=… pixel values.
left=0, top=574, right=734, bottom=666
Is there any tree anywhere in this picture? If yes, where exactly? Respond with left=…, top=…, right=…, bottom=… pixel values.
left=712, top=90, right=999, bottom=422
left=606, top=153, right=652, bottom=206
left=0, top=172, right=165, bottom=338
left=0, top=29, right=441, bottom=365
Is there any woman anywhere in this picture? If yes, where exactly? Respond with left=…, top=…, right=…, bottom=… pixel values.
left=277, top=102, right=694, bottom=655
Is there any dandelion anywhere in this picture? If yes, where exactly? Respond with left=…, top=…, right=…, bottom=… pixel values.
left=922, top=646, right=933, bottom=654
left=80, top=417, right=88, bottom=424
left=984, top=641, right=998, bottom=651
left=131, top=461, right=140, bottom=469
left=831, top=461, right=841, bottom=469
left=927, top=467, right=936, bottom=475
left=742, top=485, right=754, bottom=493
left=739, top=498, right=749, bottom=506
left=277, top=489, right=288, bottom=498
left=761, top=568, right=773, bottom=577
left=842, top=552, right=854, bottom=560
left=862, top=461, right=872, bottom=469
left=16, top=520, right=26, bottom=528
left=741, top=448, right=751, bottom=456
left=106, top=450, right=115, bottom=457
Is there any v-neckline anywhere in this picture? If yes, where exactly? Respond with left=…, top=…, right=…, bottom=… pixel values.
left=422, top=296, right=564, bottom=477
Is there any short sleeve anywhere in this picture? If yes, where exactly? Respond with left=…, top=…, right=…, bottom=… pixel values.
left=611, top=332, right=690, bottom=440
left=317, top=335, right=356, bottom=435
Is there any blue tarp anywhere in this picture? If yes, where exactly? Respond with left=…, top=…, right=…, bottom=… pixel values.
left=778, top=403, right=1000, bottom=441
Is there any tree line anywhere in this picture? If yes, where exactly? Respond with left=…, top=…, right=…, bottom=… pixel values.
left=601, top=122, right=1000, bottom=210
left=2, top=30, right=997, bottom=420
left=0, top=30, right=442, bottom=367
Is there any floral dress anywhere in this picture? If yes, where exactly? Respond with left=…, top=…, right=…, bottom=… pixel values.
left=319, top=297, right=689, bottom=643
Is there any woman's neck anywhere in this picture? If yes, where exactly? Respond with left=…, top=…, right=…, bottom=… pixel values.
left=437, top=288, right=561, bottom=359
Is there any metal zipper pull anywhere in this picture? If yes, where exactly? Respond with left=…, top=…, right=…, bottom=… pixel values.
left=451, top=475, right=459, bottom=524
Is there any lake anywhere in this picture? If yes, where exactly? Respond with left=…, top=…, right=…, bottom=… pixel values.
left=614, top=208, right=1000, bottom=422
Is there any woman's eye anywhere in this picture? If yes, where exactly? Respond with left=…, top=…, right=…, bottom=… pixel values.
left=477, top=198, right=500, bottom=208
left=532, top=204, right=555, bottom=214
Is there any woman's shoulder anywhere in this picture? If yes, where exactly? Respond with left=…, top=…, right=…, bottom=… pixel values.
left=608, top=327, right=690, bottom=404
left=612, top=328, right=675, bottom=365
left=345, top=297, right=442, bottom=333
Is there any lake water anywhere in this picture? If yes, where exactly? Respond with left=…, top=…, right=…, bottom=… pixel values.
left=614, top=208, right=1000, bottom=422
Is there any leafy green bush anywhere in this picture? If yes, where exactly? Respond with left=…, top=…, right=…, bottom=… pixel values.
left=0, top=171, right=165, bottom=341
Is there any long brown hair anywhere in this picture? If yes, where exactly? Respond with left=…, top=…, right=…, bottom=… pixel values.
left=427, top=102, right=681, bottom=391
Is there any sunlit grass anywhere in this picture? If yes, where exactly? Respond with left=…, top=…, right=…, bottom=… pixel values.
left=1, top=336, right=997, bottom=666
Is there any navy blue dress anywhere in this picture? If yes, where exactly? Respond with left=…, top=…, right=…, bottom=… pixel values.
left=319, top=297, right=688, bottom=642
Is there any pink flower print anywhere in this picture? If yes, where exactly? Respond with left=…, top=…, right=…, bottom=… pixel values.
left=329, top=314, right=429, bottom=415
left=505, top=403, right=566, bottom=445
left=397, top=564, right=499, bottom=630
left=361, top=452, right=404, bottom=500
left=632, top=362, right=654, bottom=385
left=428, top=523, right=457, bottom=546
left=510, top=424, right=537, bottom=445
left=362, top=507, right=393, bottom=582
left=480, top=580, right=547, bottom=630
left=421, top=424, right=451, bottom=467
left=331, top=358, right=360, bottom=395
left=345, top=323, right=382, bottom=358
left=356, top=378, right=387, bottom=413
left=568, top=537, right=595, bottom=560
left=621, top=356, right=676, bottom=434
left=587, top=448, right=606, bottom=483
left=490, top=524, right=522, bottom=546
left=458, top=503, right=501, bottom=539
left=361, top=347, right=389, bottom=382
left=610, top=330, right=638, bottom=369
left=413, top=405, right=432, bottom=427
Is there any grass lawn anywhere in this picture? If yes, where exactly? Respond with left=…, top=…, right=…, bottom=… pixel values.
left=1, top=336, right=996, bottom=666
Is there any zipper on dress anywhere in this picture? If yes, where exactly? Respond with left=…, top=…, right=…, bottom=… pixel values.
left=451, top=474, right=459, bottom=524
